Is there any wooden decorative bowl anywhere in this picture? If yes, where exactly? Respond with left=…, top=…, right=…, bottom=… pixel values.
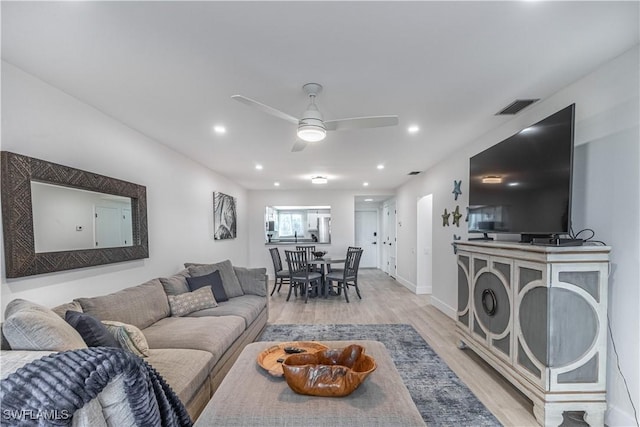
left=257, top=341, right=329, bottom=377
left=282, top=344, right=376, bottom=397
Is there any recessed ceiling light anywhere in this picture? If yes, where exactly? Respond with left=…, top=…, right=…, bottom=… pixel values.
left=364, top=198, right=373, bottom=202
left=213, top=125, right=226, bottom=134
left=363, top=182, right=369, bottom=187
left=274, top=182, right=280, bottom=187
left=255, top=164, right=263, bottom=170
left=408, top=125, right=420, bottom=133
left=508, top=182, right=519, bottom=187
left=377, top=164, right=384, bottom=170
left=311, top=176, right=328, bottom=185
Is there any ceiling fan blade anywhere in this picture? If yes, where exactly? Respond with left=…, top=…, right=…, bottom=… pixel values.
left=291, top=140, right=307, bottom=152
left=231, top=95, right=299, bottom=125
left=324, top=115, right=399, bottom=131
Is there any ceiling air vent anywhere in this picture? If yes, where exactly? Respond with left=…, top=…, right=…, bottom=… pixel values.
left=408, top=171, right=421, bottom=176
left=496, top=99, right=540, bottom=115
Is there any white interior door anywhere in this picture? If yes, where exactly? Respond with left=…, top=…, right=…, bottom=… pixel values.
left=122, top=208, right=133, bottom=246
left=417, top=195, right=433, bottom=294
left=388, top=201, right=397, bottom=278
left=355, top=210, right=378, bottom=268
left=382, top=200, right=397, bottom=277
left=94, top=206, right=122, bottom=248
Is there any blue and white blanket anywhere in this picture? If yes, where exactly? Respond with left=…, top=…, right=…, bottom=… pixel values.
left=0, top=347, right=192, bottom=426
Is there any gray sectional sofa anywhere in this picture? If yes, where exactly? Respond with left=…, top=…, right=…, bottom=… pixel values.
left=0, top=260, right=268, bottom=423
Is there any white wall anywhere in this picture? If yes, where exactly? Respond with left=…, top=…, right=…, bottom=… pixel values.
left=395, top=46, right=639, bottom=426
left=1, top=62, right=249, bottom=316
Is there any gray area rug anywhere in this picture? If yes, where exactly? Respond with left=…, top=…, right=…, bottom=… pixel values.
left=259, top=323, right=502, bottom=427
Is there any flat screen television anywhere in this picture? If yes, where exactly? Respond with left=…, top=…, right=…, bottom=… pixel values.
left=468, top=104, right=575, bottom=242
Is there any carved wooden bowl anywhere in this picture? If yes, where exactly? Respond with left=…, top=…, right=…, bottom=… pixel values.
left=282, top=344, right=376, bottom=397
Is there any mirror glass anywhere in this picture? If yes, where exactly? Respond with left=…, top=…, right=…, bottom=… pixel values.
left=265, top=205, right=331, bottom=244
left=31, top=181, right=133, bottom=253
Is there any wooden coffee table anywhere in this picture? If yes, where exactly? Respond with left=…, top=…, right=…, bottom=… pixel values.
left=194, top=340, right=425, bottom=426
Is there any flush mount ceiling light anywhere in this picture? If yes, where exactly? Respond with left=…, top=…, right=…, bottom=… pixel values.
left=482, top=176, right=503, bottom=184
left=377, top=164, right=385, bottom=170
left=213, top=125, right=226, bottom=134
left=363, top=182, right=369, bottom=187
left=274, top=182, right=280, bottom=187
left=255, top=164, right=263, bottom=170
left=311, top=176, right=328, bottom=185
left=297, top=98, right=327, bottom=142
left=408, top=125, right=420, bottom=133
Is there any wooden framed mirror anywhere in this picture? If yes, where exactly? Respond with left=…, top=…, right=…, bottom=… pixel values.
left=1, top=151, right=149, bottom=278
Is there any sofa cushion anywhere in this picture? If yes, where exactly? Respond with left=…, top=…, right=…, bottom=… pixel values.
left=185, top=260, right=244, bottom=298
left=51, top=301, right=83, bottom=319
left=2, top=299, right=87, bottom=351
left=233, top=266, right=268, bottom=297
left=187, top=295, right=266, bottom=329
left=0, top=350, right=57, bottom=378
left=76, top=279, right=170, bottom=329
left=146, top=348, right=214, bottom=409
left=65, top=311, right=121, bottom=348
left=142, top=315, right=245, bottom=365
left=168, top=287, right=217, bottom=317
left=159, top=269, right=191, bottom=296
left=186, top=270, right=228, bottom=302
left=102, top=320, right=150, bottom=357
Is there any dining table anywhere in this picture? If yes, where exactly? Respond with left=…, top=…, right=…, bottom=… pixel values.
left=308, top=256, right=345, bottom=297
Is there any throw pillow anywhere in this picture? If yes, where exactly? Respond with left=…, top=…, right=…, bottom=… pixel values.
left=233, top=266, right=268, bottom=297
left=185, top=260, right=244, bottom=298
left=102, top=320, right=150, bottom=357
left=2, top=299, right=87, bottom=351
left=51, top=301, right=83, bottom=319
left=65, top=311, right=121, bottom=349
left=159, top=269, right=190, bottom=296
left=186, top=270, right=228, bottom=302
left=167, top=287, right=217, bottom=317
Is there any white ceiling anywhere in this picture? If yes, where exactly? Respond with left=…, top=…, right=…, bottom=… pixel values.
left=2, top=1, right=638, bottom=191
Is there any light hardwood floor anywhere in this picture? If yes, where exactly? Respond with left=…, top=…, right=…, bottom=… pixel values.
left=267, top=268, right=538, bottom=427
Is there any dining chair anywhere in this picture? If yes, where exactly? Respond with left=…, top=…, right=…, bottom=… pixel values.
left=325, top=248, right=363, bottom=303
left=328, top=246, right=361, bottom=275
left=285, top=250, right=322, bottom=303
left=268, top=248, right=290, bottom=296
left=296, top=245, right=317, bottom=271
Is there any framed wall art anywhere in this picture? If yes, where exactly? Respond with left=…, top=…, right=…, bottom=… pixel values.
left=213, top=191, right=237, bottom=240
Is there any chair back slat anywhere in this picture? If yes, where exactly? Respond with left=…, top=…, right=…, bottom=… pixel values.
left=285, top=250, right=308, bottom=276
left=296, top=245, right=315, bottom=260
left=344, top=248, right=363, bottom=277
left=269, top=247, right=283, bottom=272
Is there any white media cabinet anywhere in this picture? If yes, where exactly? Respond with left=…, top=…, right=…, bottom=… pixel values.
left=455, top=241, right=610, bottom=426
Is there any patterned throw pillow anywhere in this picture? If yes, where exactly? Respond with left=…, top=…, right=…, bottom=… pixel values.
left=167, top=287, right=217, bottom=317
left=102, top=320, right=150, bottom=358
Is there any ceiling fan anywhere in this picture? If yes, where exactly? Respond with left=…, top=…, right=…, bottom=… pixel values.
left=231, top=83, right=399, bottom=152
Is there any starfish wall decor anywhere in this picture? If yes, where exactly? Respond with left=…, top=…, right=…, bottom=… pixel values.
left=442, top=208, right=451, bottom=226
left=452, top=180, right=462, bottom=200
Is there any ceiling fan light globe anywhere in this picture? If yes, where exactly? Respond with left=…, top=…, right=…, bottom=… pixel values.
left=297, top=124, right=326, bottom=142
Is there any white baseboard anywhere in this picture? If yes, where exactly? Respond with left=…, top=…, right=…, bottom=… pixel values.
left=395, top=274, right=416, bottom=293
left=606, top=403, right=638, bottom=427
left=395, top=274, right=433, bottom=295
left=430, top=295, right=456, bottom=320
